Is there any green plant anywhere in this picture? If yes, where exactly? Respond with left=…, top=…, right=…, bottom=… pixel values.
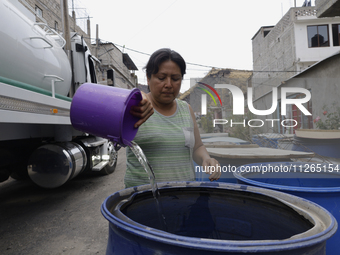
left=314, top=104, right=340, bottom=130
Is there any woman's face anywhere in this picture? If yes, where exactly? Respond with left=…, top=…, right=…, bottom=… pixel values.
left=147, top=60, right=182, bottom=105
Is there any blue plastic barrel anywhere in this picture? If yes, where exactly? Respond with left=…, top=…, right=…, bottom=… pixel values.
left=101, top=181, right=337, bottom=255
left=292, top=137, right=340, bottom=158
left=233, top=162, right=340, bottom=255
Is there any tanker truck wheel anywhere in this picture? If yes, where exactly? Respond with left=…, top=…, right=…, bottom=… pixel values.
left=100, top=141, right=118, bottom=175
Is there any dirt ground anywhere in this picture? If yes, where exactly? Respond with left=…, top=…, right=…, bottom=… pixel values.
left=0, top=148, right=127, bottom=255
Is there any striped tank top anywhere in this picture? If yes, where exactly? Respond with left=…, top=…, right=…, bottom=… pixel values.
left=125, top=99, right=195, bottom=188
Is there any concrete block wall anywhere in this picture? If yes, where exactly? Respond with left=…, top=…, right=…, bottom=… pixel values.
left=96, top=43, right=137, bottom=89
left=19, top=0, right=92, bottom=50
left=251, top=8, right=301, bottom=100
left=316, top=0, right=340, bottom=17
left=18, top=0, right=137, bottom=88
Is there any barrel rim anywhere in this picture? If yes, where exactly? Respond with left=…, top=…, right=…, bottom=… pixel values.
left=101, top=181, right=337, bottom=252
left=233, top=162, right=340, bottom=193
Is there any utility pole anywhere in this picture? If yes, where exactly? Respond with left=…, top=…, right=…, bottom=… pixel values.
left=87, top=16, right=91, bottom=40
left=61, top=0, right=71, bottom=52
left=60, top=0, right=74, bottom=96
left=95, top=24, right=99, bottom=57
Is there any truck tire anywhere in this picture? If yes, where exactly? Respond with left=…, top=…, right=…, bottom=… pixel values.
left=99, top=142, right=118, bottom=175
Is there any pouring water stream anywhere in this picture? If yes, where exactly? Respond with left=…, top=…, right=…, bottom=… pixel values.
left=128, top=141, right=167, bottom=231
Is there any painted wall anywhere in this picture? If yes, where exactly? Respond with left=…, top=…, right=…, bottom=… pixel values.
left=294, top=16, right=340, bottom=68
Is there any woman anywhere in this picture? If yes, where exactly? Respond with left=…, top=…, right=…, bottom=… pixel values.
left=127, top=48, right=220, bottom=188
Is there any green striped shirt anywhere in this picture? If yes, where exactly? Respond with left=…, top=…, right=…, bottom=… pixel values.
left=125, top=99, right=195, bottom=188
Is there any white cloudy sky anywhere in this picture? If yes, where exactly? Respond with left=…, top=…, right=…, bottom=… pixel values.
left=71, top=0, right=313, bottom=92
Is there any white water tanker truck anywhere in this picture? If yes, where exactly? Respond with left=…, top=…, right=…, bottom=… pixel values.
left=0, top=0, right=118, bottom=188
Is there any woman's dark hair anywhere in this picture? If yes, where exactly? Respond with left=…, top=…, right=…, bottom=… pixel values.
left=145, top=48, right=186, bottom=79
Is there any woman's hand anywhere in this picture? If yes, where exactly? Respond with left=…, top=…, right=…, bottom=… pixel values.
left=202, top=157, right=221, bottom=181
left=130, top=91, right=154, bottom=128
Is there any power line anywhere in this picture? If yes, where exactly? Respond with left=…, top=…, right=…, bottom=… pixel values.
left=114, top=43, right=300, bottom=73
left=113, top=43, right=151, bottom=56
left=83, top=36, right=301, bottom=74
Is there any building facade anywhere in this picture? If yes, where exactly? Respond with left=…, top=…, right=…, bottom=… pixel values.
left=18, top=0, right=137, bottom=88
left=179, top=68, right=252, bottom=133
left=252, top=6, right=340, bottom=100
left=251, top=4, right=340, bottom=134
left=316, top=0, right=340, bottom=17
left=96, top=43, right=138, bottom=89
left=19, top=0, right=91, bottom=46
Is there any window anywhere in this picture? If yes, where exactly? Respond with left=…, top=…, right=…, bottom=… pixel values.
left=332, top=24, right=340, bottom=46
left=88, top=56, right=97, bottom=84
left=35, top=6, right=42, bottom=18
left=307, top=25, right=329, bottom=47
left=263, top=30, right=270, bottom=37
left=54, top=21, right=58, bottom=32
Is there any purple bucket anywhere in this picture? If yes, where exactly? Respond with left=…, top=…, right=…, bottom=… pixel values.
left=70, top=83, right=142, bottom=146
